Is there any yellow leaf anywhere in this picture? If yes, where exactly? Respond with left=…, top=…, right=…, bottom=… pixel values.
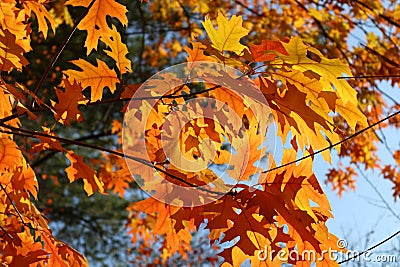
left=220, top=246, right=248, bottom=267
left=279, top=37, right=357, bottom=106
left=101, top=25, right=131, bottom=74
left=336, top=98, right=368, bottom=129
left=0, top=1, right=31, bottom=52
left=202, top=12, right=249, bottom=54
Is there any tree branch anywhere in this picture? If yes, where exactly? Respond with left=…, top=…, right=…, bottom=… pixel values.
left=261, top=110, right=400, bottom=175
left=28, top=0, right=97, bottom=109
left=338, top=229, right=400, bottom=264
left=0, top=124, right=226, bottom=196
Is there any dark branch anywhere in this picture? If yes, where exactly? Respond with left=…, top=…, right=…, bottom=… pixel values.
left=261, top=110, right=400, bottom=175
left=28, top=0, right=97, bottom=109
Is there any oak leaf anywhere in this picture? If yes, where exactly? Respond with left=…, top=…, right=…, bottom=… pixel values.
left=31, top=127, right=64, bottom=153
left=184, top=42, right=217, bottom=62
left=63, top=59, right=119, bottom=102
left=51, top=79, right=88, bottom=125
left=202, top=12, right=249, bottom=54
left=128, top=198, right=192, bottom=255
left=66, top=0, right=128, bottom=54
left=23, top=0, right=56, bottom=38
left=227, top=126, right=266, bottom=181
left=0, top=29, right=29, bottom=72
left=278, top=37, right=365, bottom=123
left=11, top=162, right=38, bottom=199
left=0, top=84, right=19, bottom=127
left=0, top=136, right=23, bottom=175
left=0, top=1, right=31, bottom=52
left=335, top=98, right=368, bottom=130
left=65, top=150, right=104, bottom=195
left=101, top=25, right=132, bottom=74
left=9, top=250, right=48, bottom=266
left=250, top=40, right=289, bottom=62
left=42, top=233, right=89, bottom=267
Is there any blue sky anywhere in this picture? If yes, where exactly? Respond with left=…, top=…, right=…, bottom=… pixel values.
left=319, top=79, right=400, bottom=265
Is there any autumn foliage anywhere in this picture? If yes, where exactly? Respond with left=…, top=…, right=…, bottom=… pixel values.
left=1, top=0, right=400, bottom=266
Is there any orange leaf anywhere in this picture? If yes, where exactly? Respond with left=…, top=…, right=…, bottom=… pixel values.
left=120, top=84, right=140, bottom=99
left=184, top=42, right=216, bottom=62
left=65, top=150, right=104, bottom=195
left=9, top=250, right=48, bottom=266
left=0, top=29, right=29, bottom=72
left=66, top=0, right=128, bottom=54
left=249, top=40, right=288, bottom=62
left=31, top=127, right=64, bottom=153
left=128, top=198, right=192, bottom=255
left=0, top=136, right=23, bottom=175
left=0, top=136, right=38, bottom=198
left=63, top=59, right=119, bottom=102
left=52, top=79, right=88, bottom=125
left=11, top=163, right=38, bottom=199
left=229, top=122, right=267, bottom=181
left=23, top=0, right=57, bottom=38
left=0, top=84, right=20, bottom=128
left=42, top=233, right=89, bottom=267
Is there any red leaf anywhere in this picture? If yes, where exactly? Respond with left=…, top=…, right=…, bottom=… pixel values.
left=249, top=40, right=288, bottom=62
left=52, top=79, right=88, bottom=125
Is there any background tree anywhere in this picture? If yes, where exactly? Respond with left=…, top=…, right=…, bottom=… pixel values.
left=0, top=0, right=399, bottom=266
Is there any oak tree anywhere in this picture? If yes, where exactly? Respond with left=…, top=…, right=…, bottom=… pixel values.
left=0, top=0, right=399, bottom=266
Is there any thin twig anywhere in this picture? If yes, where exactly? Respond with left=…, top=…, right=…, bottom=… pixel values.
left=338, top=229, right=400, bottom=264
left=0, top=184, right=36, bottom=231
left=355, top=164, right=400, bottom=222
left=0, top=83, right=222, bottom=124
left=28, top=0, right=97, bottom=109
left=31, top=130, right=114, bottom=168
left=0, top=124, right=225, bottom=196
left=0, top=225, right=14, bottom=240
left=338, top=75, right=400, bottom=79
left=261, top=110, right=400, bottom=175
